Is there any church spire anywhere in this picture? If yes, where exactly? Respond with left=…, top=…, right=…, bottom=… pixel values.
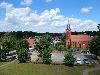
left=67, top=24, right=68, bottom=30
left=66, top=20, right=71, bottom=30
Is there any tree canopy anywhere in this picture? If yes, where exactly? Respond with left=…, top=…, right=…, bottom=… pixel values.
left=97, top=24, right=100, bottom=31
left=16, top=39, right=29, bottom=63
left=89, top=36, right=100, bottom=57
left=35, top=34, right=52, bottom=64
left=0, top=32, right=17, bottom=61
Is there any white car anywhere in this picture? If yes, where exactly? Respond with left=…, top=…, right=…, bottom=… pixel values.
left=75, top=58, right=82, bottom=64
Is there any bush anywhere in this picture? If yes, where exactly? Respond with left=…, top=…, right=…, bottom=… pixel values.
left=57, top=45, right=67, bottom=51
left=42, top=49, right=52, bottom=64
left=64, top=53, right=76, bottom=66
left=17, top=48, right=28, bottom=63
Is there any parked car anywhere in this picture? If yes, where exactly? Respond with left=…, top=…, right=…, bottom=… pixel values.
left=75, top=58, right=82, bottom=64
left=6, top=55, right=13, bottom=61
left=6, top=50, right=17, bottom=61
left=83, top=59, right=93, bottom=64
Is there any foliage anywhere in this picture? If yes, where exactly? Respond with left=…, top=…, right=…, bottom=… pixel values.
left=89, top=36, right=100, bottom=57
left=16, top=39, right=29, bottom=50
left=57, top=45, right=66, bottom=51
left=97, top=24, right=100, bottom=31
left=42, top=48, right=51, bottom=64
left=35, top=34, right=52, bottom=55
left=67, top=48, right=81, bottom=52
left=0, top=32, right=17, bottom=51
left=64, top=53, right=76, bottom=66
left=0, top=32, right=17, bottom=61
left=35, top=34, right=52, bottom=64
left=0, top=48, right=7, bottom=61
left=16, top=39, right=29, bottom=63
left=17, top=48, right=28, bottom=63
left=54, top=40, right=67, bottom=51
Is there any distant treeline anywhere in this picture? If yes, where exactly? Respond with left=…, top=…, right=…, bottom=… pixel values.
left=0, top=31, right=99, bottom=39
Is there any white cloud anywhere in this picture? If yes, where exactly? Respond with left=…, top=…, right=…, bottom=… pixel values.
left=0, top=1, right=14, bottom=12
left=0, top=2, right=98, bottom=32
left=69, top=18, right=98, bottom=31
left=45, top=0, right=52, bottom=3
left=21, top=0, right=32, bottom=5
left=80, top=6, right=93, bottom=13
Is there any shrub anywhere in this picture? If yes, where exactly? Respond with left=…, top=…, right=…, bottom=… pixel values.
left=42, top=49, right=52, bottom=64
left=64, top=53, right=76, bottom=66
left=17, top=48, right=28, bottom=63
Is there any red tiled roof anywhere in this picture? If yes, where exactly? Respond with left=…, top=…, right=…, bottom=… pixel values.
left=71, top=35, right=91, bottom=42
left=27, top=38, right=36, bottom=46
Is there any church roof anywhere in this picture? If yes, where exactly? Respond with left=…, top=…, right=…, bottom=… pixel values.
left=71, top=35, right=91, bottom=42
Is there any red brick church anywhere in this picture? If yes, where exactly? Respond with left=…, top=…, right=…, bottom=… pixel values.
left=66, top=24, right=91, bottom=49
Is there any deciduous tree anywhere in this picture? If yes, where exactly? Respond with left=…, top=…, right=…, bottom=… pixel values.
left=89, top=36, right=100, bottom=57
left=16, top=39, right=29, bottom=63
left=35, top=34, right=52, bottom=64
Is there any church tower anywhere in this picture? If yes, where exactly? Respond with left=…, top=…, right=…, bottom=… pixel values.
left=66, top=23, right=71, bottom=48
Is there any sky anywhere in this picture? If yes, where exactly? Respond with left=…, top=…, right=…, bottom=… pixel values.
left=0, top=0, right=99, bottom=33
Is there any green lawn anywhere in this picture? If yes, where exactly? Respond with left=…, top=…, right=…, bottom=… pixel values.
left=88, top=60, right=100, bottom=75
left=0, top=61, right=94, bottom=75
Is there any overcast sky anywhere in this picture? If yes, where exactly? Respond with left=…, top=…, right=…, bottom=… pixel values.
left=0, top=0, right=99, bottom=32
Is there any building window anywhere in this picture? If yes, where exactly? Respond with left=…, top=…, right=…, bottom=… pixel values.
left=73, top=42, right=74, bottom=47
left=78, top=42, right=81, bottom=48
left=68, top=42, right=70, bottom=45
left=75, top=42, right=76, bottom=47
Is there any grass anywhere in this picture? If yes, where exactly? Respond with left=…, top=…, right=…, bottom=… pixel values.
left=0, top=62, right=8, bottom=66
left=0, top=53, right=96, bottom=75
left=0, top=61, right=94, bottom=75
left=89, top=70, right=100, bottom=75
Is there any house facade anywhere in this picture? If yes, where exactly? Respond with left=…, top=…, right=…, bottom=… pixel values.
left=66, top=24, right=91, bottom=49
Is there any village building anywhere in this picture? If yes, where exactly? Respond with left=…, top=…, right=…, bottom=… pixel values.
left=53, top=36, right=61, bottom=46
left=27, top=37, right=37, bottom=50
left=66, top=24, right=91, bottom=49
